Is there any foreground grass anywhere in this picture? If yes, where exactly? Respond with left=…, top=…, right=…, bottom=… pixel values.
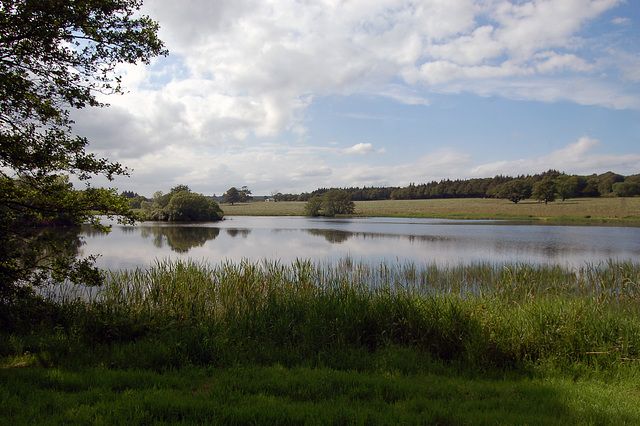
left=2, top=363, right=640, bottom=424
left=222, top=197, right=640, bottom=225
left=2, top=259, right=640, bottom=423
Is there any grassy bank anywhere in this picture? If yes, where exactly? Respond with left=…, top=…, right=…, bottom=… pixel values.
left=222, top=197, right=640, bottom=225
left=2, top=259, right=640, bottom=423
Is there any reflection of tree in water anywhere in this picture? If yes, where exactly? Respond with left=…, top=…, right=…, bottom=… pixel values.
left=120, top=226, right=137, bottom=235
left=139, top=226, right=221, bottom=253
left=305, top=229, right=454, bottom=245
left=43, top=226, right=87, bottom=262
left=227, top=228, right=251, bottom=238
left=80, top=224, right=109, bottom=237
left=4, top=226, right=98, bottom=288
left=306, top=229, right=352, bottom=244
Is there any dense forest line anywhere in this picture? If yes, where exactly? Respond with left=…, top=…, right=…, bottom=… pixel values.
left=280, top=170, right=640, bottom=202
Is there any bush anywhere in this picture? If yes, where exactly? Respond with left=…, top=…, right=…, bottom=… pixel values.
left=166, top=191, right=223, bottom=221
left=142, top=186, right=223, bottom=221
left=304, top=189, right=355, bottom=216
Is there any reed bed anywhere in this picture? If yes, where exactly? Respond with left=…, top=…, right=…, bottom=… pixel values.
left=95, top=258, right=640, bottom=309
left=28, top=259, right=637, bottom=372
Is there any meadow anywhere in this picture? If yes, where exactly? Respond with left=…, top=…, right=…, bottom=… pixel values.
left=2, top=258, right=640, bottom=424
left=222, top=197, right=640, bottom=225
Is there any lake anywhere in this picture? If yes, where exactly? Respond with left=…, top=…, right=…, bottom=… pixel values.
left=79, top=216, right=640, bottom=270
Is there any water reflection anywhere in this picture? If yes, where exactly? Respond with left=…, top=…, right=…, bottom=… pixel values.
left=139, top=226, right=221, bottom=253
left=8, top=225, right=98, bottom=290
left=306, top=229, right=352, bottom=243
left=79, top=216, right=640, bottom=270
left=227, top=228, right=251, bottom=238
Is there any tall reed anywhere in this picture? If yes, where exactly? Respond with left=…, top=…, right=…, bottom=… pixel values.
left=43, top=259, right=640, bottom=370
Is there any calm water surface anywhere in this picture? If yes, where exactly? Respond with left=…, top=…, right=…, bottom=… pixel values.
left=79, top=216, right=640, bottom=270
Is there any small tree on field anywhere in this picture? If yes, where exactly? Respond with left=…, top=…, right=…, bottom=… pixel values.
left=555, top=175, right=576, bottom=201
left=224, top=187, right=241, bottom=205
left=532, top=178, right=557, bottom=204
left=497, top=179, right=531, bottom=204
left=323, top=189, right=356, bottom=216
left=304, top=189, right=355, bottom=217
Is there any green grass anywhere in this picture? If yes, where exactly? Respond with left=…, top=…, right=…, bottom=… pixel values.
left=2, top=363, right=639, bottom=424
left=222, top=197, right=640, bottom=225
left=222, top=200, right=307, bottom=216
left=2, top=259, right=640, bottom=423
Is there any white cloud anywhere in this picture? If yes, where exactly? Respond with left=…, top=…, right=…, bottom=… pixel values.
left=611, top=17, right=630, bottom=25
left=343, top=143, right=386, bottom=155
left=493, top=0, right=620, bottom=56
left=404, top=60, right=532, bottom=86
left=534, top=52, right=595, bottom=74
left=402, top=0, right=631, bottom=101
left=429, top=25, right=504, bottom=65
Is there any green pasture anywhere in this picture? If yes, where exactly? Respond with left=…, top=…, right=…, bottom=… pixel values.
left=2, top=363, right=639, bottom=425
left=221, top=197, right=640, bottom=225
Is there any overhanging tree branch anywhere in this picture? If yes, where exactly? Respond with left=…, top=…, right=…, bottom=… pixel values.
left=0, top=0, right=166, bottom=297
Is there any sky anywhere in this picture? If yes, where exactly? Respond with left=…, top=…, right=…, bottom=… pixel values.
left=74, top=0, right=640, bottom=197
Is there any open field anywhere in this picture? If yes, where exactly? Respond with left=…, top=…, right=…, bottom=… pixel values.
left=221, top=197, right=640, bottom=225
left=2, top=259, right=640, bottom=423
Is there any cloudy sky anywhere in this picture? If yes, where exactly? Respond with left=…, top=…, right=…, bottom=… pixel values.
left=75, top=0, right=640, bottom=197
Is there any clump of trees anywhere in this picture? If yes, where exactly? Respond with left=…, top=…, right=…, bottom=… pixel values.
left=612, top=181, right=640, bottom=197
left=494, top=172, right=638, bottom=204
left=304, top=190, right=355, bottom=217
left=141, top=185, right=223, bottom=222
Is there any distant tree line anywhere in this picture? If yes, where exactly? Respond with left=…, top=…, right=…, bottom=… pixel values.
left=293, top=170, right=639, bottom=203
left=119, top=170, right=639, bottom=215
